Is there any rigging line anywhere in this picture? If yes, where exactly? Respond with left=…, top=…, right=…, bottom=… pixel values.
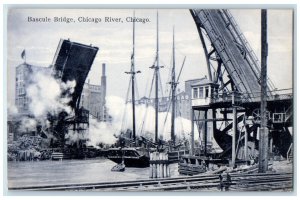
left=125, top=76, right=132, bottom=102
left=174, top=99, right=184, bottom=140
left=175, top=46, right=188, bottom=58
left=165, top=58, right=172, bottom=95
left=137, top=69, right=153, bottom=135
left=161, top=102, right=171, bottom=139
left=120, top=78, right=132, bottom=132
left=176, top=56, right=186, bottom=84
left=159, top=119, right=168, bottom=140
left=158, top=70, right=164, bottom=97
left=120, top=106, right=129, bottom=133
left=139, top=71, right=156, bottom=136
left=148, top=71, right=155, bottom=99
left=161, top=86, right=172, bottom=133
left=165, top=47, right=175, bottom=94
left=158, top=57, right=168, bottom=69
left=134, top=76, right=140, bottom=100
left=148, top=54, right=157, bottom=97
left=143, top=69, right=152, bottom=98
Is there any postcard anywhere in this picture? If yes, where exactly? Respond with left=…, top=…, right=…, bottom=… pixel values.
left=5, top=7, right=294, bottom=192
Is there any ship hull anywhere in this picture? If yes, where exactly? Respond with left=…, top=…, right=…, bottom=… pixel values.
left=106, top=148, right=150, bottom=168
left=108, top=156, right=149, bottom=168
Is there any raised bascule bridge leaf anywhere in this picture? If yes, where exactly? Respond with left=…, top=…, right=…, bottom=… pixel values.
left=52, top=39, right=99, bottom=110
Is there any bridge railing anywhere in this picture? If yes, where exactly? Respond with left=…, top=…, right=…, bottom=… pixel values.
left=211, top=88, right=292, bottom=104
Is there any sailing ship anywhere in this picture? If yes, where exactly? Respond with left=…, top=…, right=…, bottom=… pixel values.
left=107, top=12, right=151, bottom=168
left=107, top=12, right=188, bottom=168
left=165, top=27, right=189, bottom=162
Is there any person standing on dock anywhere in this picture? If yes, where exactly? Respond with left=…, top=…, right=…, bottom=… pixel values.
left=218, top=174, right=224, bottom=191
left=224, top=173, right=232, bottom=191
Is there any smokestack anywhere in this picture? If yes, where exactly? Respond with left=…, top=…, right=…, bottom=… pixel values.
left=101, top=63, right=107, bottom=121
left=101, top=63, right=106, bottom=98
left=102, top=63, right=106, bottom=76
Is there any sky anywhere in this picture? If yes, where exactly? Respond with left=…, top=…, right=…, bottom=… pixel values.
left=6, top=8, right=293, bottom=104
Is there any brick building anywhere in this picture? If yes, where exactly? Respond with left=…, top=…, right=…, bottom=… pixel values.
left=15, top=63, right=51, bottom=114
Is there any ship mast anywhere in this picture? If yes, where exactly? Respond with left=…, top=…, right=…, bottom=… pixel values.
left=125, top=11, right=140, bottom=142
left=150, top=11, right=161, bottom=143
left=170, top=27, right=176, bottom=144
left=155, top=12, right=159, bottom=143
left=132, top=12, right=136, bottom=141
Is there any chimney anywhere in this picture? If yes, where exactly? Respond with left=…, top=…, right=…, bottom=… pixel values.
left=101, top=63, right=107, bottom=120
left=102, top=63, right=106, bottom=76
left=101, top=63, right=106, bottom=97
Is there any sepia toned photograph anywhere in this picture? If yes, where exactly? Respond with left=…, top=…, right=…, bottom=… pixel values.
left=5, top=7, right=294, bottom=192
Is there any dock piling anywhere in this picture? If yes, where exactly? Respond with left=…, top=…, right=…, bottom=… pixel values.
left=149, top=152, right=170, bottom=178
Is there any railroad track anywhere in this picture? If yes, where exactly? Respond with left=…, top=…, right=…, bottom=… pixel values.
left=9, top=172, right=293, bottom=192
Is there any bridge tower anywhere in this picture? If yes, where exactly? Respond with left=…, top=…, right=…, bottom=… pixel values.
left=189, top=9, right=293, bottom=166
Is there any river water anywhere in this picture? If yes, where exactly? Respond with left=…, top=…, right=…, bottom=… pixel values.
left=7, top=158, right=180, bottom=188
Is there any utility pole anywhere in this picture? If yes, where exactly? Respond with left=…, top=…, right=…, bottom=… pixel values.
left=232, top=89, right=237, bottom=168
left=259, top=9, right=269, bottom=173
left=190, top=109, right=194, bottom=156
left=204, top=110, right=208, bottom=156
left=244, top=116, right=249, bottom=161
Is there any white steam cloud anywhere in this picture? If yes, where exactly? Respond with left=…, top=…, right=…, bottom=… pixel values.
left=87, top=117, right=118, bottom=146
left=86, top=95, right=196, bottom=147
left=86, top=96, right=125, bottom=146
left=14, top=69, right=76, bottom=136
left=19, top=117, right=37, bottom=132
left=7, top=103, right=18, bottom=115
left=26, top=70, right=76, bottom=117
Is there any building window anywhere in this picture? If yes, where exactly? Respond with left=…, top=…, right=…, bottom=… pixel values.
left=193, top=88, right=198, bottom=99
left=205, top=86, right=209, bottom=98
left=199, top=87, right=204, bottom=98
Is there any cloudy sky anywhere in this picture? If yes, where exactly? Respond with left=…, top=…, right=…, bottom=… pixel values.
left=6, top=8, right=293, bottom=103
